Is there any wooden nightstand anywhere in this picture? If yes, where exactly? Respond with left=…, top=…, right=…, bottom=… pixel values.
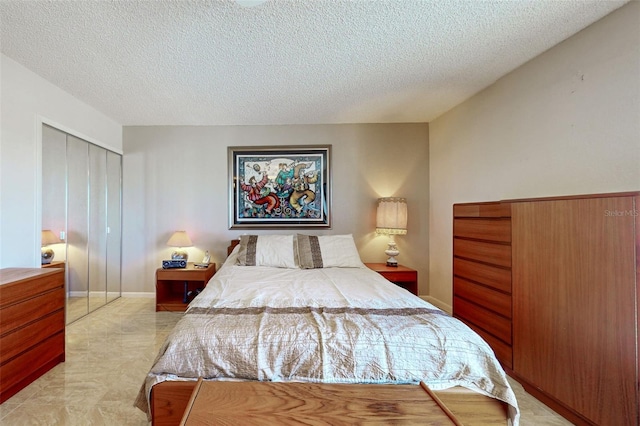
left=42, top=261, right=65, bottom=270
left=156, top=263, right=216, bottom=312
left=365, top=263, right=418, bottom=296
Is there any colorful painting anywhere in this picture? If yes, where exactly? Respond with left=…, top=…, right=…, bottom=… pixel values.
left=228, top=145, right=331, bottom=228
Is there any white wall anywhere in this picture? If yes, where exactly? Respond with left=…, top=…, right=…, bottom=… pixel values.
left=0, top=54, right=122, bottom=268
left=122, top=124, right=429, bottom=295
left=428, top=2, right=640, bottom=306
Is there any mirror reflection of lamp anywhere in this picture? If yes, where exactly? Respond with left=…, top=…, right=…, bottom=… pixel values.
left=376, top=197, right=408, bottom=267
left=41, top=230, right=61, bottom=265
left=167, top=231, right=193, bottom=261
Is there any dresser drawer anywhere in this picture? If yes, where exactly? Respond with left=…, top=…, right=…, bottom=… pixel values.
left=453, top=239, right=511, bottom=268
left=0, top=288, right=64, bottom=335
left=458, top=318, right=513, bottom=369
left=454, top=297, right=512, bottom=345
left=453, top=258, right=511, bottom=293
left=454, top=219, right=511, bottom=243
left=0, top=270, right=64, bottom=308
left=0, top=310, right=65, bottom=364
left=0, top=331, right=65, bottom=400
left=454, top=277, right=511, bottom=319
left=453, top=203, right=511, bottom=218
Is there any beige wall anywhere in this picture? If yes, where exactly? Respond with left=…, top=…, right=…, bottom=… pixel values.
left=122, top=123, right=429, bottom=295
left=428, top=2, right=640, bottom=307
left=0, top=54, right=122, bottom=268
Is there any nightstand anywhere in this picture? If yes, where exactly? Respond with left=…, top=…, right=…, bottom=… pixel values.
left=156, top=263, right=216, bottom=312
left=365, top=263, right=418, bottom=296
left=42, top=261, right=65, bottom=270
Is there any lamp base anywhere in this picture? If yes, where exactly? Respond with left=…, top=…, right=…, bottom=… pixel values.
left=41, top=247, right=54, bottom=265
left=384, top=235, right=400, bottom=267
left=171, top=250, right=188, bottom=261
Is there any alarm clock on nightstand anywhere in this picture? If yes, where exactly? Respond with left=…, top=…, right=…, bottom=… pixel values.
left=162, top=259, right=187, bottom=269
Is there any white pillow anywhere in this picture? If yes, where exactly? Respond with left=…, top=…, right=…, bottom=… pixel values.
left=236, top=235, right=297, bottom=268
left=296, top=234, right=363, bottom=268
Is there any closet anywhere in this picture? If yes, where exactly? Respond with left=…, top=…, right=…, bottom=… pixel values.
left=453, top=192, right=639, bottom=426
left=41, top=125, right=122, bottom=324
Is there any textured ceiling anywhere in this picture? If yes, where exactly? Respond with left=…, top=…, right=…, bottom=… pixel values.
left=0, top=0, right=629, bottom=126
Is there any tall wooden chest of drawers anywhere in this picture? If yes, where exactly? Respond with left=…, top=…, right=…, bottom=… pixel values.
left=453, top=192, right=639, bottom=425
left=452, top=202, right=512, bottom=369
left=0, top=268, right=65, bottom=403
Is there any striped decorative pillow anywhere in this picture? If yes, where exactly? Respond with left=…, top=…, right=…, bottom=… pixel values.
left=296, top=234, right=324, bottom=269
left=296, top=234, right=364, bottom=269
left=236, top=234, right=297, bottom=268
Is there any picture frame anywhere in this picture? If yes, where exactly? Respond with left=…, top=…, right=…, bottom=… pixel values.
left=228, top=145, right=332, bottom=229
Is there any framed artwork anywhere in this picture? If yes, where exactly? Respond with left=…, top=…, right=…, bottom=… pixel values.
left=228, top=145, right=332, bottom=229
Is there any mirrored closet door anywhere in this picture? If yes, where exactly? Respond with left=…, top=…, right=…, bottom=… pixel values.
left=42, top=125, right=122, bottom=324
left=106, top=151, right=122, bottom=304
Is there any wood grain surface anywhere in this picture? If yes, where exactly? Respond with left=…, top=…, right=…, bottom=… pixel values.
left=181, top=380, right=456, bottom=425
left=177, top=380, right=509, bottom=426
left=512, top=196, right=638, bottom=425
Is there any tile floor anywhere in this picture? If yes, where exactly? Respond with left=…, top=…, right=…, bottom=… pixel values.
left=0, top=298, right=572, bottom=425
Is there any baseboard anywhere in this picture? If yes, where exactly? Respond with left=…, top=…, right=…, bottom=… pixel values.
left=421, top=296, right=452, bottom=314
left=69, top=291, right=155, bottom=298
left=69, top=290, right=120, bottom=300
left=70, top=292, right=446, bottom=305
left=121, top=292, right=155, bottom=298
left=80, top=292, right=442, bottom=304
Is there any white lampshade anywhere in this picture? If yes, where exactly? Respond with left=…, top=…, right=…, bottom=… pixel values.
left=41, top=230, right=60, bottom=246
left=376, top=198, right=407, bottom=267
left=376, top=198, right=408, bottom=235
left=167, top=231, right=193, bottom=261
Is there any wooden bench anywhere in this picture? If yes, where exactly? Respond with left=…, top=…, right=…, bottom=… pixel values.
left=172, top=379, right=508, bottom=425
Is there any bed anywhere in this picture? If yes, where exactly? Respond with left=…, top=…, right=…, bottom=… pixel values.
left=135, top=234, right=519, bottom=425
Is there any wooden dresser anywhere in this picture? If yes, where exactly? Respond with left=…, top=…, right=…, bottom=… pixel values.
left=452, top=201, right=513, bottom=369
left=0, top=268, right=65, bottom=403
left=453, top=192, right=639, bottom=426
left=511, top=193, right=639, bottom=426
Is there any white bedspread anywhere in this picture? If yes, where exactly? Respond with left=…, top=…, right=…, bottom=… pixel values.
left=135, top=252, right=519, bottom=425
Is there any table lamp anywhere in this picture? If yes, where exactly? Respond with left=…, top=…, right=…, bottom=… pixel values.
left=167, top=231, right=193, bottom=261
left=376, top=197, right=407, bottom=267
left=41, top=229, right=60, bottom=265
